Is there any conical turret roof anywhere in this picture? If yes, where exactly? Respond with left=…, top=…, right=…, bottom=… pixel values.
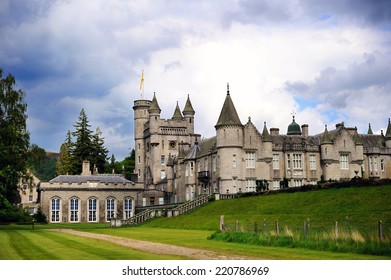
left=172, top=101, right=183, bottom=120
left=148, top=92, right=161, bottom=113
left=386, top=118, right=391, bottom=139
left=262, top=122, right=272, bottom=142
left=321, top=125, right=332, bottom=144
left=367, top=123, right=373, bottom=135
left=182, top=94, right=195, bottom=115
left=215, top=84, right=242, bottom=128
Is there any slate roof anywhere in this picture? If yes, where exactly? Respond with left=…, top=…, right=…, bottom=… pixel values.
left=172, top=102, right=183, bottom=119
left=49, top=175, right=133, bottom=184
left=182, top=95, right=195, bottom=115
left=215, top=91, right=242, bottom=128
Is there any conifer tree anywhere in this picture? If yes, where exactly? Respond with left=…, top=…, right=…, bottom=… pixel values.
left=72, top=109, right=93, bottom=174
left=91, top=127, right=108, bottom=173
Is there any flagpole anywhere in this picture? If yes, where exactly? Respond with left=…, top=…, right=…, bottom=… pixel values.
left=140, top=70, right=144, bottom=99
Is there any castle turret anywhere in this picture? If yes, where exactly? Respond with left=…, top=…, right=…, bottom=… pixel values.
left=182, top=94, right=195, bottom=134
left=320, top=125, right=333, bottom=180
left=148, top=92, right=161, bottom=138
left=386, top=118, right=391, bottom=148
left=133, top=98, right=152, bottom=187
left=215, top=84, right=243, bottom=194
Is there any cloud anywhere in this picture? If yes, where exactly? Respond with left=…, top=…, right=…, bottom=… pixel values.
left=1, top=0, right=390, bottom=161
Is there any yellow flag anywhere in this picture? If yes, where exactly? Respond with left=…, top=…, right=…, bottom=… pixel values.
left=139, top=70, right=144, bottom=91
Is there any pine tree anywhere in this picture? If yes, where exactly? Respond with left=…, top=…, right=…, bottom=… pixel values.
left=0, top=69, right=30, bottom=206
left=72, top=109, right=93, bottom=174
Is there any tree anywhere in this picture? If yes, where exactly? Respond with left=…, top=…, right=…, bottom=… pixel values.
left=91, top=127, right=108, bottom=173
left=56, top=130, right=74, bottom=175
left=72, top=109, right=93, bottom=174
left=0, top=69, right=30, bottom=207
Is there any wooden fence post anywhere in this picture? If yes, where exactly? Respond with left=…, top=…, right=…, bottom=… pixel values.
left=345, top=216, right=349, bottom=231
left=335, top=221, right=339, bottom=239
left=220, top=215, right=225, bottom=231
left=303, top=220, right=307, bottom=238
left=276, top=220, right=279, bottom=236
left=235, top=220, right=239, bottom=232
left=378, top=220, right=383, bottom=242
left=263, top=219, right=267, bottom=233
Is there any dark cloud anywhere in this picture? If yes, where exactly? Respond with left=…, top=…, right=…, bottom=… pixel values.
left=285, top=51, right=391, bottom=109
left=224, top=0, right=391, bottom=26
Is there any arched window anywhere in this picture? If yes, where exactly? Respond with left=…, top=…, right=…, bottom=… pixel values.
left=124, top=198, right=133, bottom=219
left=51, top=197, right=61, bottom=223
left=88, top=198, right=98, bottom=222
left=106, top=198, right=116, bottom=222
left=69, top=197, right=79, bottom=222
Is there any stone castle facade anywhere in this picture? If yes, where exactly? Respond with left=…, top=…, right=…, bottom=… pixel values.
left=37, top=84, right=391, bottom=223
left=134, top=85, right=391, bottom=204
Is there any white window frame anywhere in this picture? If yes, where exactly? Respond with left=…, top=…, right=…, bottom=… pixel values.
left=273, top=154, right=279, bottom=170
left=51, top=197, right=61, bottom=223
left=340, top=154, right=349, bottom=170
left=246, top=179, right=256, bottom=192
left=124, top=198, right=133, bottom=219
left=106, top=198, right=116, bottom=222
left=246, top=152, right=255, bottom=168
left=161, top=155, right=165, bottom=166
left=273, top=180, right=280, bottom=190
left=69, top=197, right=79, bottom=223
left=160, top=170, right=166, bottom=179
left=88, top=198, right=98, bottom=222
left=309, top=155, right=316, bottom=170
left=293, top=154, right=302, bottom=169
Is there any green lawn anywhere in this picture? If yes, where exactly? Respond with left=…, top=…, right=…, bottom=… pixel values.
left=1, top=185, right=390, bottom=260
left=0, top=228, right=187, bottom=260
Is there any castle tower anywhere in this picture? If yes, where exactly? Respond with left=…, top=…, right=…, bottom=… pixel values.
left=320, top=125, right=333, bottom=180
left=182, top=94, right=195, bottom=134
left=133, top=98, right=152, bottom=187
left=215, top=84, right=244, bottom=194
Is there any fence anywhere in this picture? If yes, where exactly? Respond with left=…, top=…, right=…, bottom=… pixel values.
left=219, top=215, right=389, bottom=242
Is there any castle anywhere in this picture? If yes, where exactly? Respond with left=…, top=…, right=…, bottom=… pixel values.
left=37, top=84, right=391, bottom=223
left=134, top=84, right=391, bottom=205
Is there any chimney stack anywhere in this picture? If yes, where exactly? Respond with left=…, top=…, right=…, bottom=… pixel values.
left=301, top=124, right=309, bottom=137
left=81, top=160, right=91, bottom=176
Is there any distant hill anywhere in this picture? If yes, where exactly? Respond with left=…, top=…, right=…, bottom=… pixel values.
left=31, top=152, right=58, bottom=182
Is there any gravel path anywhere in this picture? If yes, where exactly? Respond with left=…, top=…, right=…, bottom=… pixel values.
left=51, top=229, right=260, bottom=260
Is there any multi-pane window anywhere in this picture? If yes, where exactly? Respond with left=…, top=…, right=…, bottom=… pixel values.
left=232, top=155, right=237, bottom=168
left=160, top=170, right=166, bottom=179
left=309, top=155, right=316, bottom=170
left=340, top=154, right=349, bottom=170
left=106, top=198, right=116, bottom=221
left=205, top=158, right=209, bottom=171
left=246, top=179, right=256, bottom=192
left=190, top=162, right=194, bottom=176
left=293, top=180, right=303, bottom=187
left=28, top=194, right=33, bottom=202
left=287, top=154, right=291, bottom=169
left=293, top=154, right=302, bottom=169
left=124, top=198, right=132, bottom=219
left=246, top=152, right=255, bottom=168
left=373, top=157, right=378, bottom=172
left=212, top=156, right=217, bottom=172
left=51, top=198, right=60, bottom=223
left=69, top=197, right=79, bottom=222
left=273, top=181, right=280, bottom=190
left=88, top=198, right=97, bottom=222
left=161, top=155, right=165, bottom=165
left=272, top=154, right=279, bottom=170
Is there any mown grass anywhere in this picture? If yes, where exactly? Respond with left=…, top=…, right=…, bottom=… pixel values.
left=1, top=185, right=390, bottom=259
left=0, top=228, right=187, bottom=260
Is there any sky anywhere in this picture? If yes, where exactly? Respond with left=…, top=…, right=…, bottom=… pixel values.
left=1, top=0, right=391, bottom=161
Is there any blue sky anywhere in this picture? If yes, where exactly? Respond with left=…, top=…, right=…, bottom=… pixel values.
left=1, top=0, right=390, bottom=160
